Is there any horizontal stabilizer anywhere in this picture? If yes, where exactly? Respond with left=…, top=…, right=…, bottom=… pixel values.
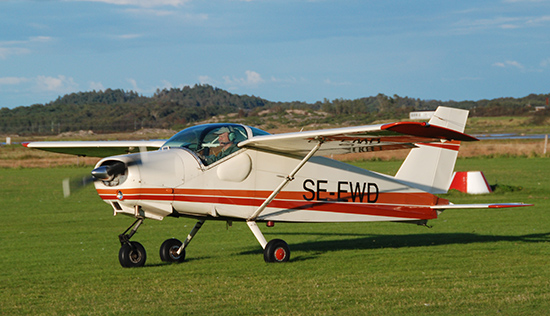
left=431, top=203, right=533, bottom=210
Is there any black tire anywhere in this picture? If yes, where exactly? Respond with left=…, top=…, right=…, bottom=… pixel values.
left=263, top=239, right=290, bottom=263
left=119, top=241, right=147, bottom=268
left=159, top=238, right=186, bottom=263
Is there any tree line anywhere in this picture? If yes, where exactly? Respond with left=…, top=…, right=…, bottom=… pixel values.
left=0, top=84, right=548, bottom=135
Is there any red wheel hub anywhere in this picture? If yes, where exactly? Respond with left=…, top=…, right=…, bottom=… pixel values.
left=274, top=247, right=286, bottom=261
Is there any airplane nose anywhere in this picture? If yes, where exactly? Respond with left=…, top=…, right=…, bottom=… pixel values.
left=91, top=161, right=126, bottom=181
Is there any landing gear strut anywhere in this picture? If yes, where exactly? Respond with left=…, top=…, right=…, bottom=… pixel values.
left=247, top=221, right=291, bottom=263
left=244, top=140, right=322, bottom=263
left=159, top=238, right=185, bottom=263
left=116, top=216, right=206, bottom=268
left=118, top=218, right=146, bottom=268
left=159, top=220, right=205, bottom=264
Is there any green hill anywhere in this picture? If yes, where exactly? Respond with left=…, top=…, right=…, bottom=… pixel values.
left=0, top=84, right=548, bottom=135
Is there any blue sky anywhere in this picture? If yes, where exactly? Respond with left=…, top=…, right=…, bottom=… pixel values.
left=1, top=0, right=549, bottom=108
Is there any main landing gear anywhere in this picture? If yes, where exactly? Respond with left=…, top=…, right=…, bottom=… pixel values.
left=247, top=221, right=291, bottom=263
left=117, top=218, right=205, bottom=268
left=116, top=217, right=289, bottom=267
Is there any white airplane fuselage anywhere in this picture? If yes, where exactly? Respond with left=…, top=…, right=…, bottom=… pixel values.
left=94, top=147, right=445, bottom=224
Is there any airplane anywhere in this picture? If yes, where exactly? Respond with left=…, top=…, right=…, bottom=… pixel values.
left=24, top=106, right=532, bottom=267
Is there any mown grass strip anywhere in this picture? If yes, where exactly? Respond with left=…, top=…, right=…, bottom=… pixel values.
left=0, top=158, right=548, bottom=315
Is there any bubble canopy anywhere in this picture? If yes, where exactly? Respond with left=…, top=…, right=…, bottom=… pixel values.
left=161, top=123, right=270, bottom=153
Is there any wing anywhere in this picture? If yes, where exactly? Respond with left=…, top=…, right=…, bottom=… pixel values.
left=23, top=140, right=166, bottom=157
left=239, top=122, right=478, bottom=156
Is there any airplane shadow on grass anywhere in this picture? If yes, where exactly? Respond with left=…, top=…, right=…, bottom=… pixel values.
left=240, top=231, right=550, bottom=262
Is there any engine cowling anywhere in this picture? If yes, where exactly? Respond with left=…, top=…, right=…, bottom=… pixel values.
left=92, top=149, right=188, bottom=220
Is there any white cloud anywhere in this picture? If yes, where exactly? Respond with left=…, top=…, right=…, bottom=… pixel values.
left=116, top=34, right=143, bottom=40
left=492, top=60, right=525, bottom=70
left=458, top=76, right=482, bottom=81
left=123, top=8, right=177, bottom=16
left=244, top=70, right=264, bottom=85
left=0, top=47, right=31, bottom=59
left=500, top=24, right=521, bottom=29
left=453, top=14, right=550, bottom=33
left=127, top=78, right=140, bottom=92
left=526, top=15, right=550, bottom=26
left=89, top=81, right=105, bottom=91
left=160, top=80, right=175, bottom=90
left=324, top=78, right=351, bottom=86
left=224, top=70, right=265, bottom=87
left=0, top=36, right=53, bottom=59
left=35, top=75, right=78, bottom=93
left=0, top=77, right=30, bottom=85
left=29, top=36, right=53, bottom=43
left=1, top=75, right=78, bottom=92
left=198, top=75, right=215, bottom=85
left=540, top=58, right=550, bottom=67
left=454, top=16, right=522, bottom=33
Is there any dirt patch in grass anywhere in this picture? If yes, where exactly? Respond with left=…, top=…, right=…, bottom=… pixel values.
left=0, top=146, right=100, bottom=168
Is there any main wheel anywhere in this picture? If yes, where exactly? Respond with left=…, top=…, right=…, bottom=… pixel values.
left=159, top=238, right=186, bottom=263
left=119, top=241, right=147, bottom=268
left=263, top=239, right=290, bottom=263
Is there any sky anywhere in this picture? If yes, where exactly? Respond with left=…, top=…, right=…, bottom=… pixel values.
left=1, top=0, right=550, bottom=108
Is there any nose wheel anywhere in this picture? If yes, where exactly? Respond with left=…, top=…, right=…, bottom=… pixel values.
left=159, top=238, right=186, bottom=263
left=119, top=241, right=147, bottom=268
left=118, top=218, right=147, bottom=268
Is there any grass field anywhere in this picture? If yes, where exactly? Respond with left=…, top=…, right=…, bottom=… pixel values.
left=1, top=157, right=549, bottom=315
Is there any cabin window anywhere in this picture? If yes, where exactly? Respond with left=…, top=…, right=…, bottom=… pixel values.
left=162, top=124, right=252, bottom=165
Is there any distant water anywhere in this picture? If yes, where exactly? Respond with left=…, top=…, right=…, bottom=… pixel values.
left=474, top=134, right=549, bottom=140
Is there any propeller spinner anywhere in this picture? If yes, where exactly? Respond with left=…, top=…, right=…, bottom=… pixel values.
left=91, top=161, right=126, bottom=181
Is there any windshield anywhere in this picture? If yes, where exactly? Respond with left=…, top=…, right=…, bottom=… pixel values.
left=162, top=123, right=266, bottom=164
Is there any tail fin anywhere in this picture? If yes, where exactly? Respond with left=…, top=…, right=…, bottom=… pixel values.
left=394, top=106, right=469, bottom=194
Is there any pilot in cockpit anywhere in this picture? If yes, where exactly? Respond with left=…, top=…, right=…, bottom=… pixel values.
left=204, top=126, right=239, bottom=164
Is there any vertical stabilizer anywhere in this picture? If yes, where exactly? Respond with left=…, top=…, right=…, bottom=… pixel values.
left=394, top=106, right=469, bottom=194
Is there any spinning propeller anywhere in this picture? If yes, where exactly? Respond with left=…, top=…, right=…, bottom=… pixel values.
left=62, top=174, right=96, bottom=198
left=62, top=147, right=145, bottom=198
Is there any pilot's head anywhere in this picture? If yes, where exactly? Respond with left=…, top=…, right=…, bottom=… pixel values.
left=215, top=127, right=234, bottom=147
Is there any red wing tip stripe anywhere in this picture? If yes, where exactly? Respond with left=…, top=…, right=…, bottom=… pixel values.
left=488, top=203, right=534, bottom=208
left=417, top=142, right=461, bottom=151
left=381, top=122, right=479, bottom=142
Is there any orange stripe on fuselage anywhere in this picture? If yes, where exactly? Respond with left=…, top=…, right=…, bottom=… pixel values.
left=96, top=187, right=444, bottom=219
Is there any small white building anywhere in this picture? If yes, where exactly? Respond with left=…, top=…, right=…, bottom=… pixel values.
left=409, top=111, right=435, bottom=120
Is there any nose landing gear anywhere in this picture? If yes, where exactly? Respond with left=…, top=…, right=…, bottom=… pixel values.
left=159, top=238, right=186, bottom=263
left=117, top=217, right=206, bottom=268
left=119, top=241, right=147, bottom=268
left=118, top=218, right=146, bottom=268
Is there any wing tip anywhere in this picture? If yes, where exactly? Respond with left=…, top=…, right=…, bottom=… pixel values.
left=381, top=121, right=479, bottom=142
left=488, top=203, right=534, bottom=208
